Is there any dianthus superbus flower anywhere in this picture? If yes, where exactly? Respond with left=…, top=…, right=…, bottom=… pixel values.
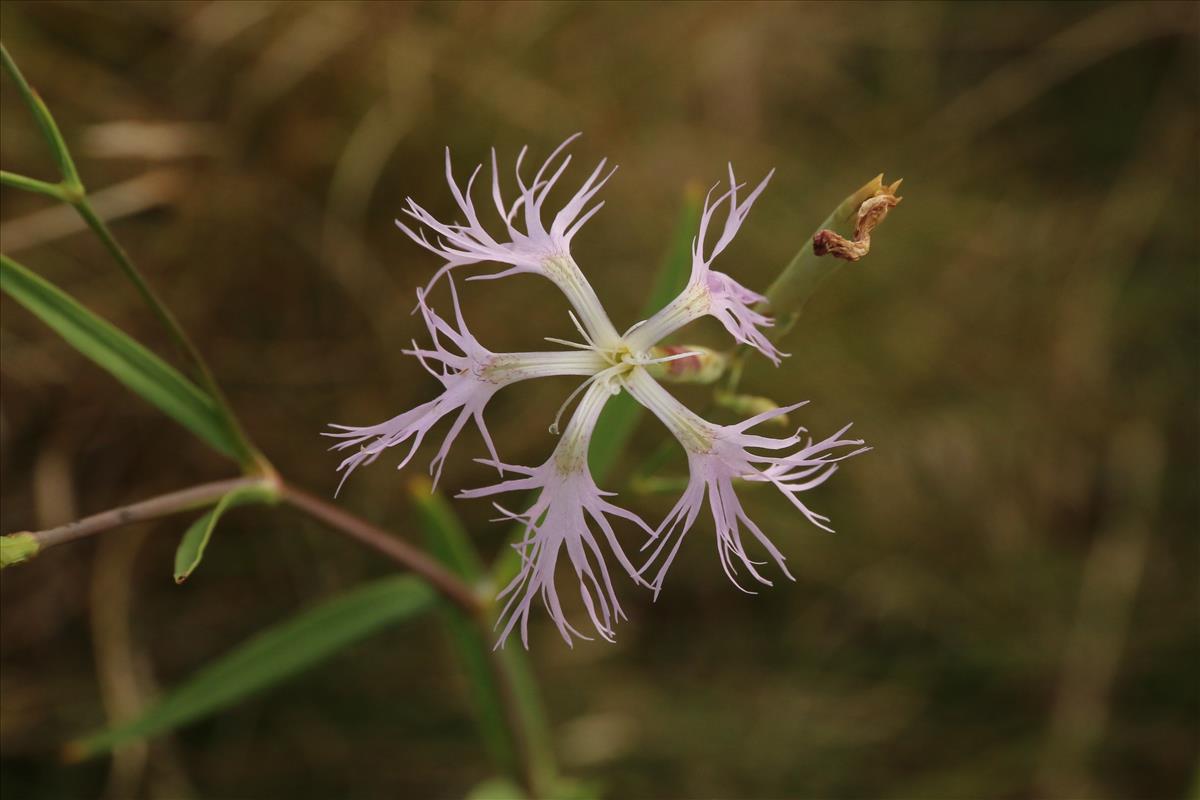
left=328, top=135, right=868, bottom=647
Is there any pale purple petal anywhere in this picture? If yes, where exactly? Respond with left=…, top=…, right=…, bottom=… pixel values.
left=626, top=369, right=866, bottom=595
left=393, top=135, right=620, bottom=346
left=458, top=382, right=653, bottom=648
left=624, top=166, right=785, bottom=363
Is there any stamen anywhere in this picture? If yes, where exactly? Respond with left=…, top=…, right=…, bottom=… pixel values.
left=567, top=310, right=596, bottom=349
left=629, top=350, right=704, bottom=367
left=548, top=364, right=622, bottom=435
left=622, top=319, right=647, bottom=337
left=548, top=374, right=602, bottom=436
left=543, top=336, right=596, bottom=351
left=547, top=309, right=614, bottom=355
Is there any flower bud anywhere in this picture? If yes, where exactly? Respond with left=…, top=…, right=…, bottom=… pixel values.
left=643, top=345, right=729, bottom=384
left=714, top=390, right=791, bottom=427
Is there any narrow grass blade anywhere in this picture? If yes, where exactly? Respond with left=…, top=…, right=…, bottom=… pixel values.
left=0, top=255, right=241, bottom=460
left=411, top=479, right=560, bottom=794
left=66, top=576, right=435, bottom=759
left=410, top=479, right=525, bottom=785
left=173, top=484, right=279, bottom=583
left=466, top=777, right=528, bottom=800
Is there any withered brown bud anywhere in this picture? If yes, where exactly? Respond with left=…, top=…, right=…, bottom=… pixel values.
left=812, top=178, right=902, bottom=262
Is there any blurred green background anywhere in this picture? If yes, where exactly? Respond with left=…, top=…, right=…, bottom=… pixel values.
left=1, top=2, right=1197, bottom=798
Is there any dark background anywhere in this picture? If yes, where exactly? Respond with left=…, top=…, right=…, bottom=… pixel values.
left=1, top=2, right=1197, bottom=798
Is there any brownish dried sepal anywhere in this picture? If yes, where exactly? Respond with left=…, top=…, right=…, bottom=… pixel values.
left=812, top=177, right=903, bottom=262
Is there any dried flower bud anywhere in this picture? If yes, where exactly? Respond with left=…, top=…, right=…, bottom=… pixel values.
left=761, top=174, right=903, bottom=335
left=812, top=179, right=902, bottom=262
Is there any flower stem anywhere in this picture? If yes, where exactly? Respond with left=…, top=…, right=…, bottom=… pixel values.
left=0, top=476, right=485, bottom=619
left=722, top=174, right=903, bottom=394
left=0, top=169, right=68, bottom=200
left=4, top=477, right=271, bottom=557
left=0, top=43, right=81, bottom=189
left=278, top=482, right=485, bottom=618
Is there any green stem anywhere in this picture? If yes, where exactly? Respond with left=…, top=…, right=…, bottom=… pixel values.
left=495, top=645, right=557, bottom=796
left=0, top=43, right=81, bottom=188
left=68, top=199, right=197, bottom=372
left=0, top=170, right=68, bottom=200
left=760, top=176, right=884, bottom=332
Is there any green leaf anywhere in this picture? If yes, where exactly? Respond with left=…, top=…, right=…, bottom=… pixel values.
left=412, top=477, right=486, bottom=582
left=173, top=484, right=278, bottom=583
left=67, top=576, right=435, bottom=759
left=495, top=644, right=557, bottom=790
left=587, top=186, right=702, bottom=478
left=411, top=479, right=558, bottom=793
left=641, top=185, right=706, bottom=326
left=411, top=479, right=524, bottom=783
left=1, top=532, right=40, bottom=567
left=466, top=777, right=528, bottom=800
left=0, top=255, right=241, bottom=460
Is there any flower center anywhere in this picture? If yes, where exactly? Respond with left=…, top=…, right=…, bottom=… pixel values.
left=605, top=342, right=637, bottom=370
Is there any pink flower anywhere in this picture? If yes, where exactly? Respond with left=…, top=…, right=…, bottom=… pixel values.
left=329, top=135, right=868, bottom=646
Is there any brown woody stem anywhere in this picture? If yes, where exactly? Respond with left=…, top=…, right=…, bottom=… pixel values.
left=279, top=482, right=484, bottom=618
left=14, top=477, right=267, bottom=552
left=4, top=476, right=484, bottom=618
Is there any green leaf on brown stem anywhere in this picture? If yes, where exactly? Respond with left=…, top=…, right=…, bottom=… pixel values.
left=173, top=483, right=280, bottom=583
